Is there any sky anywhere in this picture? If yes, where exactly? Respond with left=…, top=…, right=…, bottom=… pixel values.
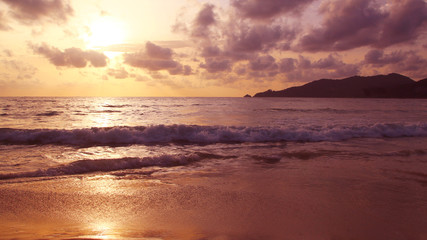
left=0, top=0, right=426, bottom=97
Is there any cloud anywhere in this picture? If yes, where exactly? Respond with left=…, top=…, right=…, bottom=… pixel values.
left=231, top=0, right=316, bottom=20
left=364, top=49, right=427, bottom=78
left=200, top=58, right=232, bottom=73
left=298, top=54, right=360, bottom=74
left=377, top=0, right=427, bottom=47
left=1, top=59, right=38, bottom=81
left=201, top=46, right=222, bottom=58
left=195, top=4, right=216, bottom=26
left=195, top=22, right=297, bottom=76
left=249, top=55, right=278, bottom=71
left=31, top=43, right=107, bottom=68
left=125, top=56, right=179, bottom=71
left=145, top=41, right=173, bottom=59
left=124, top=42, right=192, bottom=75
left=278, top=58, right=297, bottom=73
left=107, top=67, right=129, bottom=79
left=176, top=2, right=300, bottom=79
left=0, top=11, right=11, bottom=30
left=191, top=4, right=217, bottom=39
left=245, top=54, right=359, bottom=82
left=226, top=24, right=294, bottom=53
left=298, top=0, right=386, bottom=51
left=2, top=49, right=12, bottom=57
left=298, top=0, right=427, bottom=51
left=1, top=0, right=74, bottom=25
left=233, top=64, right=247, bottom=75
left=364, top=49, right=403, bottom=66
left=173, top=1, right=425, bottom=86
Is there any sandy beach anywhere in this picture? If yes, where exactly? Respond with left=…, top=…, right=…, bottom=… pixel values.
left=1, top=138, right=427, bottom=240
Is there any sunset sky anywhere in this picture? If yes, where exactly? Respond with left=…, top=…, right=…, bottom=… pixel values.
left=0, top=0, right=426, bottom=97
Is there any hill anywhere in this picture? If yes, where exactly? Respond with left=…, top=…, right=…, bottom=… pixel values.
left=253, top=73, right=427, bottom=98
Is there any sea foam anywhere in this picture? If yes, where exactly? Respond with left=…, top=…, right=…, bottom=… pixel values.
left=0, top=123, right=426, bottom=146
left=0, top=152, right=215, bottom=180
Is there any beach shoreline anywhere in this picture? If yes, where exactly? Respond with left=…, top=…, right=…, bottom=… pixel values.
left=1, top=138, right=427, bottom=240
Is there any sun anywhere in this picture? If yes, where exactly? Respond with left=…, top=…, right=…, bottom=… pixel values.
left=85, top=17, right=126, bottom=49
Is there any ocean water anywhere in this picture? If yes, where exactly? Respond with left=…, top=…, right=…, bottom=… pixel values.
left=1, top=97, right=427, bottom=239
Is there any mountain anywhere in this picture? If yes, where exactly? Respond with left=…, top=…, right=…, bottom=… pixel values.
left=253, top=73, right=427, bottom=98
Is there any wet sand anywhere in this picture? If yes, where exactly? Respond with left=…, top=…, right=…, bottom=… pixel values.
left=1, top=149, right=427, bottom=240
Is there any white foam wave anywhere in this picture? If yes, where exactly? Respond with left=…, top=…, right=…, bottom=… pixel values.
left=0, top=153, right=208, bottom=180
left=0, top=123, right=426, bottom=146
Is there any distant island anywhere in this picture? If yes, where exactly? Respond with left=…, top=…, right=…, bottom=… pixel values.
left=251, top=73, right=427, bottom=98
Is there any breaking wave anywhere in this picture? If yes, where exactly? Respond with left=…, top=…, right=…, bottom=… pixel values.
left=0, top=152, right=221, bottom=180
left=0, top=123, right=426, bottom=146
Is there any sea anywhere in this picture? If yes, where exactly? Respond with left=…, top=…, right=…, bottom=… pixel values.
left=0, top=97, right=427, bottom=240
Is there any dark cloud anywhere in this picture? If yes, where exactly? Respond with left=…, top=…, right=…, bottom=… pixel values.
left=296, top=55, right=312, bottom=69
left=285, top=65, right=360, bottom=82
left=31, top=43, right=107, bottom=68
left=168, top=0, right=425, bottom=86
left=248, top=54, right=360, bottom=81
left=192, top=4, right=217, bottom=38
left=174, top=2, right=300, bottom=78
left=146, top=41, right=173, bottom=59
left=125, top=56, right=179, bottom=71
left=311, top=54, right=349, bottom=69
left=201, top=46, right=222, bottom=58
left=183, top=65, right=192, bottom=75
left=200, top=58, right=232, bottom=73
left=377, top=0, right=427, bottom=47
left=249, top=55, right=278, bottom=71
left=298, top=0, right=386, bottom=51
left=195, top=4, right=216, bottom=26
left=1, top=0, right=74, bottom=24
left=297, top=54, right=359, bottom=73
left=279, top=58, right=296, bottom=72
left=234, top=64, right=247, bottom=75
left=364, top=49, right=427, bottom=78
left=231, top=0, right=315, bottom=20
left=84, top=50, right=108, bottom=67
left=124, top=42, right=192, bottom=76
left=226, top=24, right=295, bottom=53
left=298, top=0, right=427, bottom=51
left=364, top=49, right=403, bottom=66
left=169, top=64, right=193, bottom=76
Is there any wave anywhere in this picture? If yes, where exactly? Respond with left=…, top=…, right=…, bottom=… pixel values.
left=36, top=111, right=62, bottom=116
left=263, top=108, right=413, bottom=114
left=0, top=123, right=426, bottom=146
left=92, top=110, right=121, bottom=113
left=266, top=107, right=355, bottom=114
left=0, top=152, right=219, bottom=180
left=102, top=104, right=132, bottom=108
